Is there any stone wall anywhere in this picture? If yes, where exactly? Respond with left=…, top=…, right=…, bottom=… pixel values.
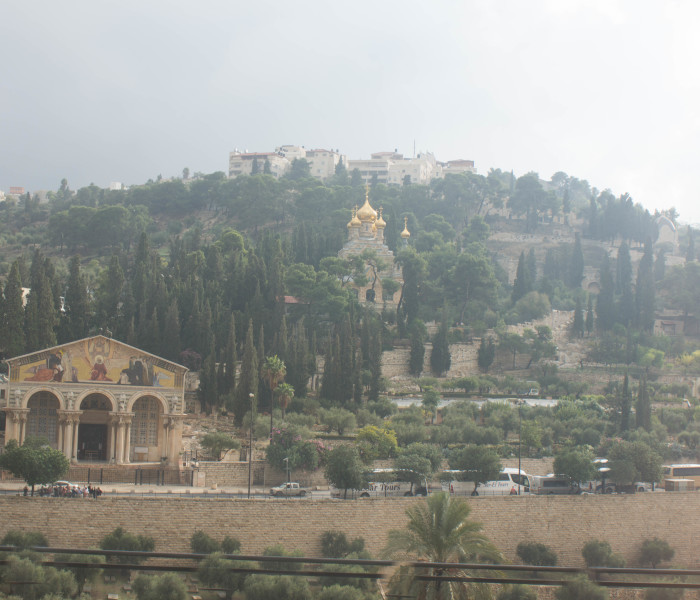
left=194, top=461, right=328, bottom=489
left=1, top=492, right=697, bottom=568
left=381, top=342, right=480, bottom=382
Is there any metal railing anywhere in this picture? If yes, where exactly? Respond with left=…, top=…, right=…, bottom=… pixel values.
left=0, top=547, right=697, bottom=592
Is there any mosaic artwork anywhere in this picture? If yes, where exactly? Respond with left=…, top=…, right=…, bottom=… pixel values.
left=15, top=337, right=184, bottom=389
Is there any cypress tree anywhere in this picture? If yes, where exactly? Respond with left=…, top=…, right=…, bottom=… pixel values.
left=234, top=320, right=258, bottom=424
left=615, top=242, right=632, bottom=294
left=368, top=327, right=382, bottom=401
left=339, top=316, right=354, bottom=404
left=161, top=299, right=181, bottom=362
left=596, top=254, right=615, bottom=331
left=199, top=342, right=218, bottom=414
left=352, top=346, right=363, bottom=404
left=585, top=296, right=594, bottom=336
left=616, top=242, right=634, bottom=326
left=620, top=373, right=631, bottom=432
left=223, top=314, right=237, bottom=396
left=24, top=250, right=57, bottom=352
left=572, top=297, right=584, bottom=338
left=62, top=255, right=90, bottom=343
left=2, top=260, right=25, bottom=357
left=635, top=238, right=655, bottom=332
left=635, top=376, right=651, bottom=431
left=408, top=327, right=425, bottom=377
left=477, top=337, right=496, bottom=372
left=430, top=320, right=451, bottom=376
left=526, top=248, right=537, bottom=290
left=320, top=334, right=341, bottom=402
left=511, top=252, right=528, bottom=303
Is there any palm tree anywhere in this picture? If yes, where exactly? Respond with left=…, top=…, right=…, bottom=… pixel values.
left=261, top=355, right=286, bottom=436
left=382, top=492, right=503, bottom=600
left=275, top=383, right=294, bottom=420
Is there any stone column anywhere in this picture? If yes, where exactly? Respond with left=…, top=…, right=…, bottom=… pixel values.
left=159, top=416, right=170, bottom=461
left=167, top=416, right=180, bottom=464
left=16, top=410, right=29, bottom=445
left=121, top=414, right=133, bottom=464
left=115, top=418, right=125, bottom=465
left=71, top=414, right=80, bottom=461
left=56, top=411, right=65, bottom=455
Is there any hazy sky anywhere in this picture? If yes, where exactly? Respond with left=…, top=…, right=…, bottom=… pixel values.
left=2, top=1, right=700, bottom=222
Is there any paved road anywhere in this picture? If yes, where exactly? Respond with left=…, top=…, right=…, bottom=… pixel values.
left=0, top=483, right=333, bottom=499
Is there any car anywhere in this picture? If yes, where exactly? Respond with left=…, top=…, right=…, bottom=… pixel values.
left=269, top=482, right=308, bottom=497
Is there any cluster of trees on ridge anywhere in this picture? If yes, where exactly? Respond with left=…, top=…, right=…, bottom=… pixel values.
left=1, top=168, right=699, bottom=435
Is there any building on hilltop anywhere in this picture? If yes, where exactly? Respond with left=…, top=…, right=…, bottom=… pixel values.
left=338, top=188, right=410, bottom=307
left=229, top=150, right=289, bottom=179
left=1, top=336, right=187, bottom=465
left=228, top=145, right=475, bottom=185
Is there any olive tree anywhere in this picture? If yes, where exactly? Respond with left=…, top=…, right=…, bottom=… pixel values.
left=447, top=445, right=502, bottom=495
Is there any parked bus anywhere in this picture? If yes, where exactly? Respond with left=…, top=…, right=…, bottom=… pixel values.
left=661, top=464, right=700, bottom=489
left=532, top=475, right=581, bottom=495
left=330, top=468, right=430, bottom=499
left=442, top=468, right=533, bottom=496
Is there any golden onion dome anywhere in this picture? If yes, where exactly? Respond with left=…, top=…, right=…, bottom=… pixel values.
left=347, top=206, right=361, bottom=228
left=375, top=207, right=386, bottom=229
left=356, top=187, right=377, bottom=222
left=400, top=216, right=411, bottom=239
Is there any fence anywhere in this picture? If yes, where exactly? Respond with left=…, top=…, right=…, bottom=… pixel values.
left=1, top=466, right=195, bottom=487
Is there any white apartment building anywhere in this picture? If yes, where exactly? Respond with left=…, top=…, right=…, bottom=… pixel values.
left=387, top=152, right=440, bottom=185
left=229, top=151, right=290, bottom=179
left=229, top=145, right=475, bottom=184
left=306, top=149, right=346, bottom=180
left=440, top=159, right=476, bottom=176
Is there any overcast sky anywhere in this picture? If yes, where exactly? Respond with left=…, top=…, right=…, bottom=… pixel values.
left=2, top=1, right=699, bottom=223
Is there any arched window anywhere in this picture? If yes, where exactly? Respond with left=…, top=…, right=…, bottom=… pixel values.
left=27, top=392, right=59, bottom=445
left=130, top=396, right=162, bottom=447
left=365, top=289, right=376, bottom=302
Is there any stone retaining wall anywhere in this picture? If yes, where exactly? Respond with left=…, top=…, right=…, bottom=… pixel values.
left=1, top=492, right=697, bottom=568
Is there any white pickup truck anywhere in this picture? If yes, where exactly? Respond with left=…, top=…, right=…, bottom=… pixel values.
left=269, top=482, right=308, bottom=497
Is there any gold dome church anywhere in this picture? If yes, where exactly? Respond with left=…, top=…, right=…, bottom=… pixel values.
left=338, top=188, right=410, bottom=307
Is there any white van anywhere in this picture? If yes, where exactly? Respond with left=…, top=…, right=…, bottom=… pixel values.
left=442, top=468, right=533, bottom=496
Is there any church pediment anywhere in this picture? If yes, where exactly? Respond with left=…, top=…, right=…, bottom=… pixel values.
left=8, top=336, right=187, bottom=389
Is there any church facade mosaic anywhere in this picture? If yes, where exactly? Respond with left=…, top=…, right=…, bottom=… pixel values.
left=1, top=336, right=187, bottom=465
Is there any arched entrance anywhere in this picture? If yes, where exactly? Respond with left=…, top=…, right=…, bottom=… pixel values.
left=26, top=392, right=60, bottom=448
left=130, top=396, right=163, bottom=462
left=78, top=394, right=112, bottom=461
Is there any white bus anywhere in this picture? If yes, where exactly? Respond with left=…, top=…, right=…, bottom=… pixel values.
left=330, top=468, right=430, bottom=499
left=442, top=468, right=533, bottom=496
left=662, top=464, right=700, bottom=489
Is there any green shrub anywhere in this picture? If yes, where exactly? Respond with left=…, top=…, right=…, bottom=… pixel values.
left=581, top=540, right=625, bottom=568
left=221, top=536, right=241, bottom=554
left=190, top=530, right=220, bottom=554
left=516, top=541, right=558, bottom=566
left=498, top=584, right=537, bottom=600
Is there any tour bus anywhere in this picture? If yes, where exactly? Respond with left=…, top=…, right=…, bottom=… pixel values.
left=661, top=464, right=700, bottom=488
left=442, top=468, right=533, bottom=496
left=330, top=468, right=431, bottom=499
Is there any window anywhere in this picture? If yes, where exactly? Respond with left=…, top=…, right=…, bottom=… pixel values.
left=27, top=392, right=58, bottom=445
left=130, top=396, right=161, bottom=447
